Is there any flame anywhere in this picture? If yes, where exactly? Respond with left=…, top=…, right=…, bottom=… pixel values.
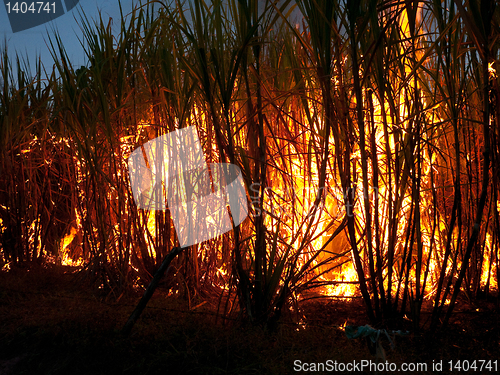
left=59, top=226, right=84, bottom=267
left=11, top=3, right=496, bottom=309
left=323, top=263, right=360, bottom=299
left=489, top=62, right=497, bottom=78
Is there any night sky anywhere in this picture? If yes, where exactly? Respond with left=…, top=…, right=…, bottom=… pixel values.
left=1, top=1, right=139, bottom=77
left=1, top=1, right=300, bottom=79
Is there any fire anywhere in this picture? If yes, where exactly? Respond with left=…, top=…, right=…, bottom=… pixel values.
left=1, top=0, right=496, bottom=332
left=323, top=264, right=360, bottom=299
left=58, top=226, right=84, bottom=267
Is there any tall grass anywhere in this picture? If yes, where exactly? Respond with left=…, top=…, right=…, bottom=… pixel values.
left=0, top=0, right=498, bottom=332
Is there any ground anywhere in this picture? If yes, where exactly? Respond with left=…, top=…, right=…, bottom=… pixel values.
left=0, top=265, right=498, bottom=374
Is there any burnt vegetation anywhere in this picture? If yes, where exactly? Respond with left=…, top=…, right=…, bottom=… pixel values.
left=0, top=0, right=499, bottom=373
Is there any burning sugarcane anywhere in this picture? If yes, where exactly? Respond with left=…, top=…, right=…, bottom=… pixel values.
left=122, top=126, right=248, bottom=335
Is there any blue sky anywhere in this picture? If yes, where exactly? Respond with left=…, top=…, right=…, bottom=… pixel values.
left=1, top=1, right=140, bottom=76
left=1, top=1, right=301, bottom=79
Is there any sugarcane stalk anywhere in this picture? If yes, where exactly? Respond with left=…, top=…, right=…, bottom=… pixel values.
left=122, top=246, right=183, bottom=335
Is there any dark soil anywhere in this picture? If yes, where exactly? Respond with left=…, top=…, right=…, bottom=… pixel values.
left=0, top=264, right=498, bottom=374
